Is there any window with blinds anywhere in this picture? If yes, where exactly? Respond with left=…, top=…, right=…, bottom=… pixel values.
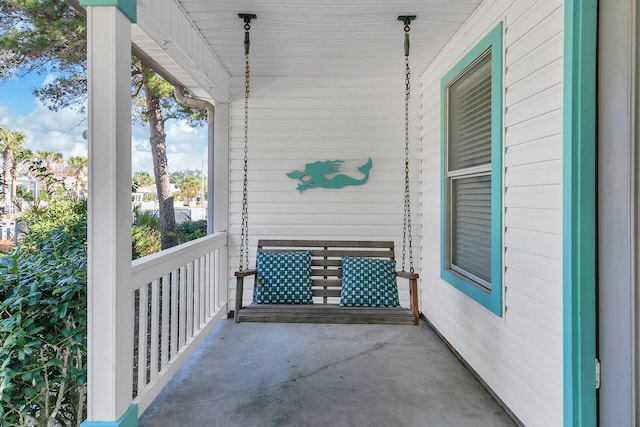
left=440, top=22, right=502, bottom=315
left=446, top=50, right=493, bottom=291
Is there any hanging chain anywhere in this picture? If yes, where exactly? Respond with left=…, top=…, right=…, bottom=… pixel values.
left=401, top=18, right=414, bottom=274
left=239, top=16, right=254, bottom=271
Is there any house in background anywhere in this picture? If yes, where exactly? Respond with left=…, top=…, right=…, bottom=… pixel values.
left=77, top=0, right=637, bottom=426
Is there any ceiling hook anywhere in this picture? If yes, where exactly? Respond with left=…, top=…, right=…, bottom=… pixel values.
left=397, top=15, right=417, bottom=27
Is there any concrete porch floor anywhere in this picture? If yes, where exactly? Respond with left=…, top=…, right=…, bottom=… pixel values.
left=139, top=319, right=517, bottom=427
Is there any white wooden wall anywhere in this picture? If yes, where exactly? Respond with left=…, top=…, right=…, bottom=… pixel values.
left=419, top=1, right=564, bottom=426
left=228, top=75, right=421, bottom=307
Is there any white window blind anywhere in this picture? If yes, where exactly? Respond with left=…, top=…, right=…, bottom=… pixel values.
left=448, top=53, right=492, bottom=172
left=451, top=176, right=491, bottom=285
left=446, top=50, right=493, bottom=290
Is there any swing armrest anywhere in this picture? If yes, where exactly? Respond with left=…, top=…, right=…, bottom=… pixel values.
left=396, top=271, right=420, bottom=325
left=235, top=269, right=257, bottom=278
left=234, top=269, right=256, bottom=323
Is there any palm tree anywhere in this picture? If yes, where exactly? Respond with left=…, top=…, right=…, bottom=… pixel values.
left=10, top=148, right=33, bottom=205
left=68, top=156, right=87, bottom=199
left=35, top=150, right=64, bottom=196
left=36, top=150, right=64, bottom=174
left=0, top=126, right=27, bottom=209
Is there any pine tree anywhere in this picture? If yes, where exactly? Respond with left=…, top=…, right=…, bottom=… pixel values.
left=0, top=0, right=206, bottom=249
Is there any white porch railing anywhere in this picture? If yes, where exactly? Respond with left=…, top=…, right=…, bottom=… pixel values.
left=0, top=220, right=14, bottom=241
left=130, top=232, right=228, bottom=414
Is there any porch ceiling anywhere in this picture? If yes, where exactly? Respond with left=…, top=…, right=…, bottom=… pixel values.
left=133, top=0, right=484, bottom=97
left=184, top=0, right=482, bottom=78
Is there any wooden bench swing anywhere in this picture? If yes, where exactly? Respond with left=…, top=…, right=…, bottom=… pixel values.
left=233, top=15, right=420, bottom=326
left=235, top=240, right=419, bottom=325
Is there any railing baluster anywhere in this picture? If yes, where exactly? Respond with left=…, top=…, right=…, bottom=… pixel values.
left=150, top=279, right=160, bottom=382
left=194, top=257, right=200, bottom=330
left=219, top=247, right=227, bottom=310
left=199, top=255, right=205, bottom=327
left=212, top=251, right=216, bottom=314
left=170, top=269, right=178, bottom=361
left=211, top=250, right=222, bottom=311
left=179, top=265, right=187, bottom=349
left=186, top=262, right=194, bottom=339
left=161, top=274, right=170, bottom=370
left=205, top=253, right=211, bottom=320
left=137, top=285, right=149, bottom=391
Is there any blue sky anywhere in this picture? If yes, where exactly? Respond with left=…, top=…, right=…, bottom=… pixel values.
left=0, top=72, right=208, bottom=175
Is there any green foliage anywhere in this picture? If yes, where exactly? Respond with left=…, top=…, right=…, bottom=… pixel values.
left=131, top=208, right=161, bottom=260
left=131, top=208, right=208, bottom=259
left=67, top=156, right=87, bottom=175
left=170, top=170, right=206, bottom=205
left=179, top=176, right=201, bottom=205
left=132, top=171, right=154, bottom=188
left=133, top=208, right=160, bottom=230
left=177, top=220, right=207, bottom=242
left=15, top=186, right=33, bottom=202
left=19, top=166, right=83, bottom=244
left=131, top=59, right=207, bottom=127
left=0, top=200, right=87, bottom=426
left=132, top=224, right=161, bottom=260
left=169, top=169, right=202, bottom=185
left=0, top=0, right=87, bottom=112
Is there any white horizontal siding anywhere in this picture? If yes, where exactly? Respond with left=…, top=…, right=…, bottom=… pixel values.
left=419, top=0, right=564, bottom=425
left=228, top=75, right=421, bottom=307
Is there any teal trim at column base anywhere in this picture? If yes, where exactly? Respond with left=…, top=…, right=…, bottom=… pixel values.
left=80, top=0, right=136, bottom=23
left=80, top=404, right=138, bottom=427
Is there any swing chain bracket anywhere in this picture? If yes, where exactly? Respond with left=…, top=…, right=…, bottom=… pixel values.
left=398, top=16, right=416, bottom=57
left=398, top=15, right=416, bottom=30
left=238, top=13, right=257, bottom=24
left=239, top=14, right=257, bottom=55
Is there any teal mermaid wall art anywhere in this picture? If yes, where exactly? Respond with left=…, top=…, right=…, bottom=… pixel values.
left=286, top=158, right=373, bottom=193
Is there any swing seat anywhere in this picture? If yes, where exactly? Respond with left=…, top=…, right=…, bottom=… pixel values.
left=234, top=240, right=419, bottom=325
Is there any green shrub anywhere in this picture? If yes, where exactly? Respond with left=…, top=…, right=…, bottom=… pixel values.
left=132, top=208, right=160, bottom=230
left=20, top=196, right=86, bottom=246
left=131, top=209, right=161, bottom=260
left=132, top=224, right=161, bottom=260
left=131, top=209, right=207, bottom=260
left=0, top=208, right=87, bottom=427
left=177, top=219, right=207, bottom=242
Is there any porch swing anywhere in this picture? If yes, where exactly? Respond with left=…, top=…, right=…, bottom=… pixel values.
left=234, top=14, right=419, bottom=325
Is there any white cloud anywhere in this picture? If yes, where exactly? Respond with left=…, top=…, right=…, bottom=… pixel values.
left=3, top=99, right=207, bottom=175
left=0, top=105, right=9, bottom=122
left=131, top=119, right=207, bottom=174
left=9, top=100, right=87, bottom=161
left=41, top=74, right=57, bottom=88
left=132, top=140, right=153, bottom=174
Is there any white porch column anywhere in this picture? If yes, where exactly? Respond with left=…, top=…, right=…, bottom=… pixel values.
left=212, top=102, right=229, bottom=234
left=81, top=1, right=137, bottom=425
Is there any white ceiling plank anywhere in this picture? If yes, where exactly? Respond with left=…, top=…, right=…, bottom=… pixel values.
left=132, top=0, right=483, bottom=93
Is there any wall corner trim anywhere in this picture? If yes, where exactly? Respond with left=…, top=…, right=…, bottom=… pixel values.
left=562, top=0, right=598, bottom=426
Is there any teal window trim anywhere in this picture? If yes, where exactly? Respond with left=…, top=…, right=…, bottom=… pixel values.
left=562, top=0, right=597, bottom=426
left=80, top=0, right=137, bottom=23
left=440, top=22, right=503, bottom=316
left=80, top=403, right=138, bottom=427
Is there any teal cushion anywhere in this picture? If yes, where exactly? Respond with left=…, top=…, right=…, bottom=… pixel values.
left=254, top=251, right=313, bottom=304
left=340, top=257, right=400, bottom=307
